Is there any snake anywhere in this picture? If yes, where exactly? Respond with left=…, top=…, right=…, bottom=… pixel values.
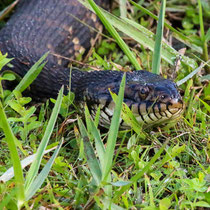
left=0, top=0, right=184, bottom=128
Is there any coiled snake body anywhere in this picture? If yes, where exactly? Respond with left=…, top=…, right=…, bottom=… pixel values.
left=0, top=0, right=184, bottom=128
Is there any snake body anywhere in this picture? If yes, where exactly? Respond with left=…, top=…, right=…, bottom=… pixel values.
left=0, top=0, right=184, bottom=128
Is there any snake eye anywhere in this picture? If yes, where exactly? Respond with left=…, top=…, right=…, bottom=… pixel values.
left=161, top=95, right=166, bottom=99
left=139, top=87, right=149, bottom=99
left=160, top=94, right=170, bottom=100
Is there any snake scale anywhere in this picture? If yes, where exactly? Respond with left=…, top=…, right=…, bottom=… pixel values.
left=0, top=0, right=184, bottom=128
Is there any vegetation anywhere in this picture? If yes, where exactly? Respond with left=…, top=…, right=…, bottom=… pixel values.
left=0, top=0, right=209, bottom=209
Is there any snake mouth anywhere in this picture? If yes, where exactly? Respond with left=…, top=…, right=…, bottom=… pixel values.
left=129, top=98, right=184, bottom=125
left=92, top=97, right=184, bottom=128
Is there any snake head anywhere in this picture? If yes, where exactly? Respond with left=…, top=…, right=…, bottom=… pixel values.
left=75, top=70, right=184, bottom=128
left=123, top=71, right=184, bottom=126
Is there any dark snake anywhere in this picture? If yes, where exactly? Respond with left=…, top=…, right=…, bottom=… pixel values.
left=0, top=0, right=184, bottom=128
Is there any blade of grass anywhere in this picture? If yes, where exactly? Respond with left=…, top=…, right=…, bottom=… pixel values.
left=119, top=0, right=127, bottom=18
left=84, top=106, right=105, bottom=165
left=198, top=0, right=209, bottom=73
left=25, top=139, right=63, bottom=201
left=14, top=52, right=49, bottom=93
left=121, top=17, right=173, bottom=65
left=110, top=91, right=145, bottom=136
left=0, top=100, right=25, bottom=207
left=94, top=105, right=101, bottom=127
left=0, top=188, right=16, bottom=209
left=114, top=138, right=170, bottom=200
left=198, top=0, right=208, bottom=60
left=176, top=61, right=209, bottom=86
left=78, top=117, right=102, bottom=185
left=83, top=106, right=112, bottom=195
left=25, top=86, right=63, bottom=191
left=87, top=0, right=141, bottom=70
left=102, top=74, right=126, bottom=181
left=199, top=98, right=210, bottom=112
left=79, top=0, right=197, bottom=69
left=0, top=0, right=19, bottom=21
left=128, top=0, right=202, bottom=53
left=5, top=52, right=49, bottom=102
left=101, top=197, right=125, bottom=210
left=0, top=146, right=57, bottom=182
left=152, top=0, right=166, bottom=74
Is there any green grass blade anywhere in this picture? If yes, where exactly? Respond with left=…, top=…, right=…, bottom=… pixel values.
left=198, top=0, right=209, bottom=73
left=0, top=101, right=25, bottom=207
left=0, top=147, right=57, bottom=182
left=176, top=61, right=209, bottom=86
left=25, top=139, right=63, bottom=201
left=101, top=197, right=125, bottom=210
left=89, top=119, right=105, bottom=163
left=199, top=98, right=210, bottom=112
left=119, top=0, right=127, bottom=18
left=94, top=105, right=101, bottom=127
left=114, top=138, right=170, bottom=200
left=121, top=17, right=197, bottom=69
left=121, top=102, right=145, bottom=137
left=84, top=106, right=105, bottom=165
left=78, top=117, right=102, bottom=185
left=0, top=0, right=18, bottom=21
left=102, top=74, right=126, bottom=181
left=152, top=0, right=166, bottom=74
left=87, top=0, right=141, bottom=70
left=128, top=0, right=202, bottom=53
left=6, top=52, right=49, bottom=102
left=110, top=91, right=144, bottom=135
left=79, top=0, right=197, bottom=69
left=0, top=188, right=16, bottom=209
left=14, top=52, right=49, bottom=93
left=25, top=86, right=63, bottom=191
left=198, top=0, right=206, bottom=46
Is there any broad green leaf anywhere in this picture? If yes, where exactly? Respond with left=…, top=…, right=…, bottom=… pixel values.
left=159, top=198, right=171, bottom=210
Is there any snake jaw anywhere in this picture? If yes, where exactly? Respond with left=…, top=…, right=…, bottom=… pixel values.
left=127, top=97, right=184, bottom=126
left=94, top=93, right=184, bottom=128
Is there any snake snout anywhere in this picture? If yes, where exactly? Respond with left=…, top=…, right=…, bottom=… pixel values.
left=165, top=97, right=184, bottom=120
left=167, top=98, right=183, bottom=113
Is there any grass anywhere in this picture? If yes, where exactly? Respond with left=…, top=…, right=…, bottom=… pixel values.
left=0, top=0, right=209, bottom=209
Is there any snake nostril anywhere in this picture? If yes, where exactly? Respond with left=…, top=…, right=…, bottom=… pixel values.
left=178, top=98, right=183, bottom=104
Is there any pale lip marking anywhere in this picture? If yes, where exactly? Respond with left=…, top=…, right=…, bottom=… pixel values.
left=129, top=97, right=184, bottom=125
left=87, top=97, right=184, bottom=128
